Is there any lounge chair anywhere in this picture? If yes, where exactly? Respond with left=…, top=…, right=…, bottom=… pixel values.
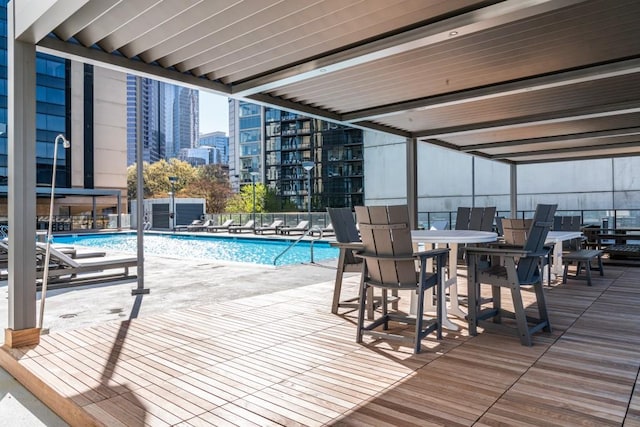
left=254, top=220, right=283, bottom=235
left=175, top=219, right=203, bottom=232
left=0, top=243, right=137, bottom=286
left=309, top=223, right=334, bottom=236
left=228, top=220, right=255, bottom=233
left=278, top=220, right=309, bottom=235
left=206, top=219, right=234, bottom=233
left=187, top=219, right=213, bottom=232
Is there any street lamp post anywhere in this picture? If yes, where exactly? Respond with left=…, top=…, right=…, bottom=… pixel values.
left=249, top=168, right=259, bottom=227
left=168, top=176, right=177, bottom=231
left=39, top=134, right=71, bottom=329
left=302, top=161, right=314, bottom=228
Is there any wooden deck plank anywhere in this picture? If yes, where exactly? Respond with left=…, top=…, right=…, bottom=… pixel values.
left=2, top=264, right=640, bottom=426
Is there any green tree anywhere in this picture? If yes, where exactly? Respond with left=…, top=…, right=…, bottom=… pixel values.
left=225, top=183, right=269, bottom=213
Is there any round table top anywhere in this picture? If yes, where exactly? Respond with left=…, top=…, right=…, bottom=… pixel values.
left=411, top=229, right=498, bottom=244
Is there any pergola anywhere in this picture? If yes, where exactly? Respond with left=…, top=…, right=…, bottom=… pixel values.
left=7, top=0, right=640, bottom=345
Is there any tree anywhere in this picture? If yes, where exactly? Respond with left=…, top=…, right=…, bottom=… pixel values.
left=126, top=159, right=198, bottom=199
left=185, top=164, right=233, bottom=213
left=225, top=182, right=268, bottom=213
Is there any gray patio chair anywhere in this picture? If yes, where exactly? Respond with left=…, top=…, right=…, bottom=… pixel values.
left=466, top=203, right=557, bottom=346
left=254, top=219, right=283, bottom=234
left=354, top=205, right=449, bottom=353
left=206, top=219, right=234, bottom=232
left=228, top=220, right=255, bottom=233
left=278, top=220, right=309, bottom=235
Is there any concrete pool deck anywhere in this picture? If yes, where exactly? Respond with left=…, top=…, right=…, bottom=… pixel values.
left=0, top=238, right=348, bottom=425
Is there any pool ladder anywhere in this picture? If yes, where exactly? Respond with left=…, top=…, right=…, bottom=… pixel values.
left=273, top=226, right=324, bottom=266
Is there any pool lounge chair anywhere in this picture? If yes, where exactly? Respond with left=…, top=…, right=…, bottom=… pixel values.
left=175, top=219, right=203, bottom=231
left=206, top=219, right=235, bottom=233
left=187, top=219, right=213, bottom=232
left=309, top=223, right=334, bottom=236
left=278, top=220, right=309, bottom=235
left=35, top=244, right=137, bottom=286
left=254, top=220, right=283, bottom=235
left=229, top=220, right=255, bottom=233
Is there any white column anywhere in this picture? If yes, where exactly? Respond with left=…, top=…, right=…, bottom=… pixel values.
left=406, top=137, right=418, bottom=229
left=7, top=2, right=38, bottom=339
left=510, top=163, right=518, bottom=217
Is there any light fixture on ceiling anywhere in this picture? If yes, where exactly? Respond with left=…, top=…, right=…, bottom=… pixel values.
left=449, top=31, right=459, bottom=36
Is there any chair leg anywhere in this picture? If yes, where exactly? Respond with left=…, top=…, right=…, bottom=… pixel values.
left=510, top=284, right=532, bottom=346
left=491, top=285, right=502, bottom=324
left=598, top=255, right=604, bottom=276
left=331, top=250, right=347, bottom=314
left=414, top=283, right=425, bottom=354
left=466, top=253, right=478, bottom=337
left=356, top=275, right=367, bottom=344
left=585, top=260, right=592, bottom=286
left=533, top=282, right=551, bottom=333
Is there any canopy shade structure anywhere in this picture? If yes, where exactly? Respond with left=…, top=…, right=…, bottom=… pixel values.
left=14, top=0, right=640, bottom=165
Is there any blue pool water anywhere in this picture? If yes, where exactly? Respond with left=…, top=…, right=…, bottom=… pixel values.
left=53, top=232, right=339, bottom=266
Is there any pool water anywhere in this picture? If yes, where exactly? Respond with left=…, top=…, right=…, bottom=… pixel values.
left=53, top=232, right=339, bottom=266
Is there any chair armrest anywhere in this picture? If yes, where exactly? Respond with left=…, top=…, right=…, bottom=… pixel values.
left=355, top=253, right=418, bottom=262
left=355, top=247, right=449, bottom=262
left=330, top=241, right=363, bottom=250
left=465, top=246, right=529, bottom=258
left=413, top=248, right=450, bottom=259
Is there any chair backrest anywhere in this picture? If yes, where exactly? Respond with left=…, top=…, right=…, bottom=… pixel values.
left=495, top=216, right=505, bottom=236
left=502, top=218, right=533, bottom=245
left=272, top=220, right=283, bottom=228
left=243, top=220, right=255, bottom=228
left=328, top=207, right=359, bottom=243
left=456, top=206, right=496, bottom=231
left=220, top=219, right=234, bottom=227
left=553, top=216, right=581, bottom=231
left=297, top=220, right=309, bottom=229
left=517, top=204, right=557, bottom=284
left=455, top=207, right=471, bottom=230
left=355, top=205, right=416, bottom=286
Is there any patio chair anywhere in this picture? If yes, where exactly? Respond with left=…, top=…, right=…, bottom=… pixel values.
left=553, top=215, right=584, bottom=251
left=206, top=219, right=234, bottom=233
left=328, top=208, right=366, bottom=314
left=186, top=219, right=213, bottom=232
left=32, top=243, right=137, bottom=287
left=465, top=203, right=557, bottom=346
left=254, top=219, right=283, bottom=235
left=278, top=220, right=309, bottom=235
left=228, top=220, right=255, bottom=233
left=175, top=219, right=202, bottom=232
left=354, top=205, right=449, bottom=353
left=309, top=222, right=334, bottom=236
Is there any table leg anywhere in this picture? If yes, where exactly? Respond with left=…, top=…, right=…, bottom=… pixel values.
left=551, top=241, right=563, bottom=276
left=447, top=242, right=466, bottom=319
left=411, top=242, right=458, bottom=331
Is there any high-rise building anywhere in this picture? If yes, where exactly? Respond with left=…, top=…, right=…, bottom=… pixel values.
left=228, top=100, right=364, bottom=210
left=199, top=131, right=229, bottom=164
left=0, top=0, right=128, bottom=218
left=126, top=77, right=199, bottom=165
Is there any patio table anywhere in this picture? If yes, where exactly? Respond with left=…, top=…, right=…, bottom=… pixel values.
left=546, top=231, right=584, bottom=277
left=411, top=230, right=498, bottom=330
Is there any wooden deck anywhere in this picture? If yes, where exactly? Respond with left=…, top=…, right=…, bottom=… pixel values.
left=2, top=263, right=640, bottom=426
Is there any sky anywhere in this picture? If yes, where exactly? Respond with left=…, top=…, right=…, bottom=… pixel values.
left=199, top=91, right=229, bottom=135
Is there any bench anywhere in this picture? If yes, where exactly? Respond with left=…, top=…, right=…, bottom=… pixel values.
left=562, top=249, right=604, bottom=286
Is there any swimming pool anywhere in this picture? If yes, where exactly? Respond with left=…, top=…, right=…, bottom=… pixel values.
left=53, top=232, right=339, bottom=266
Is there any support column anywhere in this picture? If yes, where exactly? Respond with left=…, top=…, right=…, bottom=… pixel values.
left=406, top=137, right=418, bottom=229
left=6, top=2, right=39, bottom=347
left=510, top=163, right=518, bottom=218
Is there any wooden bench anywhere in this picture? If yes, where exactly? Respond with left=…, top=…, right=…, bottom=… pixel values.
left=562, top=249, right=604, bottom=286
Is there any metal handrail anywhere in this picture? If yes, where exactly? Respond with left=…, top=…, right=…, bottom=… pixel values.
left=273, top=226, right=324, bottom=266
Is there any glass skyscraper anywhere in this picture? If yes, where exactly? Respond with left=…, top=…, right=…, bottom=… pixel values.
left=0, top=0, right=70, bottom=188
left=126, top=75, right=199, bottom=165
